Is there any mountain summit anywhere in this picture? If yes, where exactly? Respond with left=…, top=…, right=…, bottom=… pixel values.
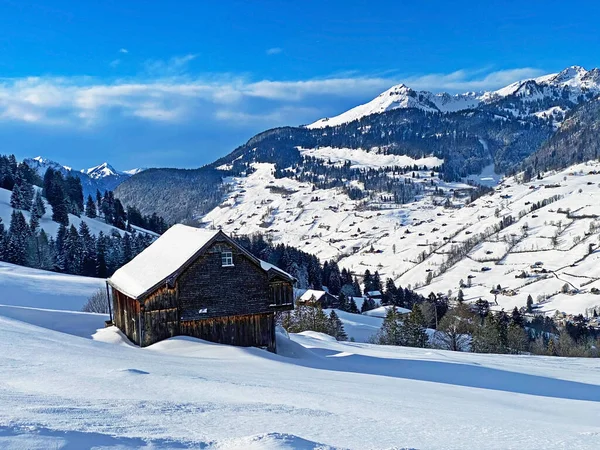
left=308, top=66, right=600, bottom=129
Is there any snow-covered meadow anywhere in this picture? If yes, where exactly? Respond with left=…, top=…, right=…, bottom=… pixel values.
left=1, top=262, right=600, bottom=449
left=203, top=159, right=600, bottom=317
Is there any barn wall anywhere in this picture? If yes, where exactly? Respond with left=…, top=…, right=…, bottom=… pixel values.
left=177, top=240, right=272, bottom=321
left=180, top=313, right=276, bottom=352
left=112, top=289, right=140, bottom=345
left=141, top=286, right=179, bottom=347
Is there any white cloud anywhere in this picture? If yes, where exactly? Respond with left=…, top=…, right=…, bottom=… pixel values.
left=0, top=66, right=548, bottom=130
left=109, top=59, right=121, bottom=68
left=119, top=48, right=129, bottom=54
left=266, top=47, right=282, bottom=55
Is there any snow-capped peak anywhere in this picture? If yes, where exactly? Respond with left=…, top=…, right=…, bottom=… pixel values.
left=83, top=162, right=121, bottom=179
left=307, top=65, right=600, bottom=129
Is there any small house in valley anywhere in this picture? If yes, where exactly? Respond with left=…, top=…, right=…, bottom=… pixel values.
left=107, top=225, right=295, bottom=352
left=297, top=289, right=339, bottom=308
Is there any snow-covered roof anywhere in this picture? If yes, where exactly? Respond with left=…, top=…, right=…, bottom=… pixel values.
left=109, top=225, right=294, bottom=300
left=298, top=290, right=328, bottom=302
left=109, top=225, right=219, bottom=299
left=363, top=305, right=411, bottom=318
left=366, top=290, right=382, bottom=297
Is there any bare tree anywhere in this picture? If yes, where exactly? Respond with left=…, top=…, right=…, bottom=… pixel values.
left=82, top=288, right=110, bottom=314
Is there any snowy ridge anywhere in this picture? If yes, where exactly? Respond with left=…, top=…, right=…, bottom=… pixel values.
left=23, top=156, right=144, bottom=196
left=308, top=65, right=600, bottom=128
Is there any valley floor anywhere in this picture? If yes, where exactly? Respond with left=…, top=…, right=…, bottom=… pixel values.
left=1, top=262, right=600, bottom=449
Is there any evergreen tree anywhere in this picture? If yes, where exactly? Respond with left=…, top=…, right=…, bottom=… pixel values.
left=79, top=222, right=97, bottom=277
left=32, top=191, right=46, bottom=220
left=85, top=195, right=97, bottom=218
left=363, top=269, right=373, bottom=293
left=327, top=310, right=347, bottom=341
left=457, top=289, right=465, bottom=303
left=347, top=297, right=359, bottom=314
left=51, top=199, right=69, bottom=226
left=375, top=306, right=402, bottom=345
left=352, top=277, right=362, bottom=296
left=337, top=291, right=348, bottom=312
left=372, top=271, right=382, bottom=292
left=96, top=231, right=108, bottom=278
left=401, top=307, right=428, bottom=348
left=63, top=225, right=83, bottom=275
left=6, top=210, right=29, bottom=265
left=510, top=306, right=524, bottom=327
left=526, top=294, right=534, bottom=313
left=384, top=278, right=397, bottom=305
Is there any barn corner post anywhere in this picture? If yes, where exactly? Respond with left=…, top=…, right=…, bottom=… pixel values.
left=105, top=280, right=113, bottom=323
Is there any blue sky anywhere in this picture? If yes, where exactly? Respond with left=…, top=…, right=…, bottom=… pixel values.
left=1, top=0, right=599, bottom=170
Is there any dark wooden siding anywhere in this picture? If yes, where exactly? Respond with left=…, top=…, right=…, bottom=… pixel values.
left=177, top=240, right=273, bottom=321
left=180, top=313, right=276, bottom=352
left=141, top=286, right=179, bottom=347
left=112, top=289, right=140, bottom=345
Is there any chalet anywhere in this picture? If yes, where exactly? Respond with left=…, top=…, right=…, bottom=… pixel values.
left=107, top=225, right=295, bottom=352
left=366, top=290, right=383, bottom=302
left=297, top=289, right=339, bottom=308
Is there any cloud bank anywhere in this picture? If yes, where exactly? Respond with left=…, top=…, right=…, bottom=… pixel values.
left=0, top=66, right=546, bottom=168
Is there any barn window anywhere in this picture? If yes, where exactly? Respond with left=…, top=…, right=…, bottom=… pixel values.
left=221, top=251, right=233, bottom=267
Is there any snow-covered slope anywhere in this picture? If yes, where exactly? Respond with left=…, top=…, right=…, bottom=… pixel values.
left=308, top=84, right=481, bottom=128
left=1, top=265, right=600, bottom=449
left=0, top=187, right=130, bottom=238
left=308, top=65, right=600, bottom=129
left=203, top=159, right=600, bottom=317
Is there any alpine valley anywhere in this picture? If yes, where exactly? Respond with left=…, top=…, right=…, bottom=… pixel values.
left=37, top=66, right=600, bottom=316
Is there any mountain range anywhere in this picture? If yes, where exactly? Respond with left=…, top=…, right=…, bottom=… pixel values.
left=24, top=157, right=144, bottom=197
left=112, top=65, right=600, bottom=224
left=308, top=65, right=600, bottom=128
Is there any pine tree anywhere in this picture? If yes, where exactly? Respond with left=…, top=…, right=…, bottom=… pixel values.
left=96, top=231, right=108, bottom=278
left=457, top=289, right=465, bottom=303
left=79, top=222, right=97, bottom=276
left=510, top=306, right=524, bottom=327
left=6, top=210, right=29, bottom=265
left=526, top=294, right=534, bottom=313
left=337, top=291, right=348, bottom=312
left=51, top=199, right=69, bottom=226
left=401, top=307, right=428, bottom=348
left=352, top=277, right=362, bottom=296
left=347, top=297, right=359, bottom=314
left=327, top=310, right=347, bottom=341
left=85, top=195, right=97, bottom=218
left=363, top=269, right=372, bottom=293
left=63, top=225, right=83, bottom=275
left=10, top=178, right=25, bottom=210
left=375, top=306, right=402, bottom=345
left=384, top=278, right=397, bottom=305
left=32, top=191, right=46, bottom=220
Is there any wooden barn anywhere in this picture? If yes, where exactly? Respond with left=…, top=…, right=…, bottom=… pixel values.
left=107, top=225, right=295, bottom=352
left=297, top=289, right=340, bottom=308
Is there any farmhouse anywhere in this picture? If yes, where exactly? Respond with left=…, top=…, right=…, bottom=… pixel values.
left=107, top=225, right=295, bottom=352
left=297, top=289, right=340, bottom=308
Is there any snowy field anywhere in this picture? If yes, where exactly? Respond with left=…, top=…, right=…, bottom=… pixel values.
left=1, top=264, right=600, bottom=448
left=204, top=160, right=600, bottom=316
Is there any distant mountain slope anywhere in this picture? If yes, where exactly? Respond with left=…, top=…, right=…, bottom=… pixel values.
left=523, top=98, right=600, bottom=174
left=23, top=157, right=142, bottom=196
left=309, top=66, right=600, bottom=129
left=114, top=65, right=600, bottom=225
left=114, top=167, right=224, bottom=223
